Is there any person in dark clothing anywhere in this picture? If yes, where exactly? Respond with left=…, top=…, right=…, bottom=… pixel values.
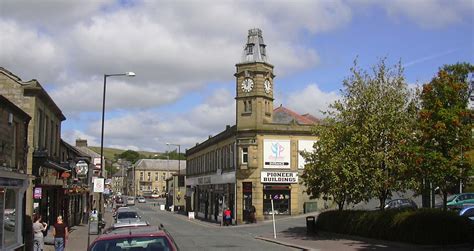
left=214, top=199, right=219, bottom=221
left=52, top=216, right=68, bottom=251
left=249, top=205, right=256, bottom=223
left=204, top=199, right=209, bottom=219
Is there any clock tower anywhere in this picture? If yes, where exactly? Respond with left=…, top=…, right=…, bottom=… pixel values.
left=235, top=28, right=275, bottom=130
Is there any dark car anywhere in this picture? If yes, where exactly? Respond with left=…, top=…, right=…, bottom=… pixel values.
left=384, top=199, right=418, bottom=210
left=459, top=206, right=474, bottom=222
left=88, top=226, right=179, bottom=251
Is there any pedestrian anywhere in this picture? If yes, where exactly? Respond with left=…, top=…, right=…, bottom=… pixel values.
left=52, top=216, right=68, bottom=251
left=33, top=214, right=48, bottom=251
left=250, top=205, right=256, bottom=223
left=223, top=208, right=232, bottom=226
left=214, top=199, right=219, bottom=221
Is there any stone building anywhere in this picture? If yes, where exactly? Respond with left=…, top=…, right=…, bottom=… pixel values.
left=0, top=95, right=30, bottom=250
left=0, top=67, right=70, bottom=249
left=128, top=159, right=184, bottom=197
left=186, top=29, right=321, bottom=224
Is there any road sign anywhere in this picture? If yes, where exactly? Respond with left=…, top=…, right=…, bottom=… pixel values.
left=93, top=178, right=104, bottom=193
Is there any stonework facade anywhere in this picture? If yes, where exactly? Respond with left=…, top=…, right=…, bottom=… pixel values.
left=186, top=29, right=322, bottom=224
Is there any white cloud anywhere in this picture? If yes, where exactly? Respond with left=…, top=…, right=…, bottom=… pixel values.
left=62, top=129, right=99, bottom=147
left=62, top=88, right=235, bottom=151
left=364, top=0, right=474, bottom=29
left=286, top=84, right=339, bottom=118
left=0, top=20, right=65, bottom=81
left=50, top=78, right=182, bottom=112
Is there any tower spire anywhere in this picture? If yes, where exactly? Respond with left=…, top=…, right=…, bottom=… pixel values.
left=241, top=28, right=268, bottom=63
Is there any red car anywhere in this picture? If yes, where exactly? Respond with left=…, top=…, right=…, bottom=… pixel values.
left=88, top=225, right=179, bottom=251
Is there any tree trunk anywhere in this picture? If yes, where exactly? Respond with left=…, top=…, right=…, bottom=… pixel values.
left=337, top=200, right=345, bottom=211
left=379, top=190, right=388, bottom=211
left=442, top=191, right=448, bottom=212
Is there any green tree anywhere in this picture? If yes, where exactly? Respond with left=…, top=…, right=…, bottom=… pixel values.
left=417, top=63, right=473, bottom=210
left=302, top=58, right=418, bottom=210
left=117, top=150, right=141, bottom=163
left=302, top=118, right=367, bottom=210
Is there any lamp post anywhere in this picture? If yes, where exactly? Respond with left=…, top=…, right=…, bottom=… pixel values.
left=99, top=72, right=135, bottom=215
left=166, top=143, right=181, bottom=175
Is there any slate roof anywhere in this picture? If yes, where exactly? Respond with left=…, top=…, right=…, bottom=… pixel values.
left=75, top=146, right=101, bottom=158
left=134, top=159, right=185, bottom=171
left=273, top=105, right=319, bottom=125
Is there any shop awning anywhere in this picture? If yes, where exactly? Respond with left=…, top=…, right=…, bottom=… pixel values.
left=43, top=160, right=69, bottom=172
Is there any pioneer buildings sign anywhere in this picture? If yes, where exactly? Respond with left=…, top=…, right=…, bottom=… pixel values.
left=261, top=171, right=298, bottom=183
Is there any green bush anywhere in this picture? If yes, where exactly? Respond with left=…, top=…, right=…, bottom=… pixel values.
left=316, top=209, right=473, bottom=245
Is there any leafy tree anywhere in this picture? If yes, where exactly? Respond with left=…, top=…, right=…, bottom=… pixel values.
left=302, top=58, right=418, bottom=210
left=416, top=63, right=473, bottom=210
left=117, top=150, right=141, bottom=163
left=302, top=118, right=367, bottom=210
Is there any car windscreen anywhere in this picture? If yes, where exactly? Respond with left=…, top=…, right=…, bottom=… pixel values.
left=447, top=195, right=456, bottom=202
left=90, top=236, right=172, bottom=251
left=117, top=212, right=139, bottom=219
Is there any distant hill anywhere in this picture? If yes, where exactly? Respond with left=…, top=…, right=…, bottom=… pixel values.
left=88, top=146, right=165, bottom=162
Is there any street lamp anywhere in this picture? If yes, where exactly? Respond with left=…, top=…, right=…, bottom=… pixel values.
left=166, top=143, right=181, bottom=175
left=99, top=72, right=135, bottom=213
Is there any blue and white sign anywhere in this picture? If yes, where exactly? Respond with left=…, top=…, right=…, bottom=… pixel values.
left=263, top=139, right=291, bottom=168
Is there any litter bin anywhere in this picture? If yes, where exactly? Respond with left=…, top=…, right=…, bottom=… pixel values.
left=306, top=216, right=316, bottom=234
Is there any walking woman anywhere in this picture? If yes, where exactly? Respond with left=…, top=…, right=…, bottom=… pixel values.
left=32, top=214, right=48, bottom=251
left=52, top=216, right=68, bottom=251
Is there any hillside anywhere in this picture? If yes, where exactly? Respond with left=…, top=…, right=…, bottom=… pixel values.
left=88, top=146, right=165, bottom=161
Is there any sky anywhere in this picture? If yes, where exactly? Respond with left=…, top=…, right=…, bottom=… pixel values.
left=0, top=0, right=473, bottom=153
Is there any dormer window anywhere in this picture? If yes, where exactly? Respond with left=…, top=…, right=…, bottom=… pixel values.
left=260, top=45, right=266, bottom=56
left=247, top=44, right=254, bottom=55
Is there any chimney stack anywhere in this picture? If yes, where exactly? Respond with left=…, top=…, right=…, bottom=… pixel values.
left=76, top=138, right=88, bottom=147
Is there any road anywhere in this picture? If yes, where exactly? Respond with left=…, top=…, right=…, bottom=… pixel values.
left=133, top=199, right=300, bottom=251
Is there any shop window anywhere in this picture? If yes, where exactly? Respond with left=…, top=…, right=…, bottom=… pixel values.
left=263, top=186, right=290, bottom=215
left=178, top=176, right=185, bottom=187
left=2, top=188, right=18, bottom=248
left=242, top=147, right=248, bottom=164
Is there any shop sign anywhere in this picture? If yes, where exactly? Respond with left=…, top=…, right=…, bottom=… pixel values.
left=93, top=178, right=104, bottom=193
left=93, top=157, right=102, bottom=170
left=0, top=177, right=23, bottom=187
left=197, top=176, right=211, bottom=185
left=75, top=160, right=89, bottom=176
left=263, top=139, right=291, bottom=168
left=34, top=187, right=42, bottom=199
left=261, top=171, right=298, bottom=183
left=298, top=140, right=316, bottom=169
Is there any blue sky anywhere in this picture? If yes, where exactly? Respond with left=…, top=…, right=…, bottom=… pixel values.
left=0, top=0, right=472, bottom=152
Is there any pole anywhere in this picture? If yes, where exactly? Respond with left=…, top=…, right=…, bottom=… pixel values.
left=178, top=144, right=181, bottom=176
left=99, top=74, right=107, bottom=217
left=271, top=198, right=276, bottom=239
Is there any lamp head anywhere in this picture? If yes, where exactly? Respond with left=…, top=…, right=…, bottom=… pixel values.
left=126, top=72, right=136, bottom=77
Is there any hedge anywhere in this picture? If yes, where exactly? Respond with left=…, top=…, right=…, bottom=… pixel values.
left=315, top=209, right=473, bottom=245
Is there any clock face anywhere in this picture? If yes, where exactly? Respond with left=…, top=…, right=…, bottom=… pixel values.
left=241, top=78, right=254, bottom=92
left=264, top=79, right=272, bottom=93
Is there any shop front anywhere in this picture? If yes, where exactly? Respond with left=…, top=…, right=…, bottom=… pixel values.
left=188, top=171, right=236, bottom=223
left=0, top=170, right=28, bottom=251
left=261, top=171, right=297, bottom=219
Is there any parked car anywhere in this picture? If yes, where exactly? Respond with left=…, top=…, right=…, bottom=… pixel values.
left=115, top=196, right=125, bottom=207
left=459, top=206, right=474, bottom=222
left=103, top=220, right=150, bottom=234
left=137, top=197, right=146, bottom=203
left=115, top=209, right=141, bottom=223
left=447, top=193, right=474, bottom=208
left=384, top=199, right=418, bottom=210
left=88, top=226, right=179, bottom=251
left=126, top=197, right=135, bottom=206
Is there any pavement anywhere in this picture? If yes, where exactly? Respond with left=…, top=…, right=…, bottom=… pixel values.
left=44, top=207, right=114, bottom=251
